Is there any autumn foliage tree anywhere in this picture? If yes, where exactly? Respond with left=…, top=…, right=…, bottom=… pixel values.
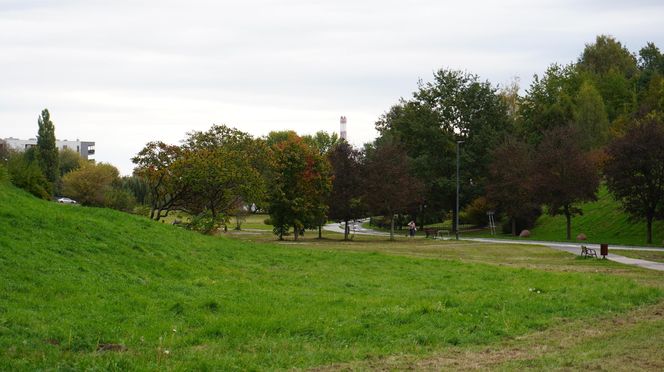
left=487, top=138, right=539, bottom=235
left=533, top=126, right=599, bottom=240
left=327, top=141, right=366, bottom=240
left=362, top=141, right=423, bottom=240
left=267, top=133, right=332, bottom=240
left=604, top=119, right=664, bottom=244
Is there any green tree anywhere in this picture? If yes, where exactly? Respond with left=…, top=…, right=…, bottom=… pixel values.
left=58, top=148, right=84, bottom=176
left=519, top=64, right=580, bottom=144
left=302, top=131, right=340, bottom=155
left=604, top=118, right=664, bottom=244
left=132, top=141, right=187, bottom=220
left=533, top=126, right=599, bottom=240
left=180, top=125, right=266, bottom=232
left=268, top=133, right=332, bottom=240
left=573, top=80, right=610, bottom=149
left=36, top=109, right=59, bottom=187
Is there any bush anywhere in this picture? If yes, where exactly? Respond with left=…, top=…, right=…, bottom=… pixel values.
left=7, top=153, right=52, bottom=199
left=186, top=212, right=224, bottom=234
left=461, top=196, right=496, bottom=227
left=0, top=164, right=8, bottom=184
left=104, top=188, right=137, bottom=212
left=62, top=162, right=119, bottom=206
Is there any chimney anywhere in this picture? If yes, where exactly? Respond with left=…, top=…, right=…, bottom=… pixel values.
left=340, top=116, right=347, bottom=140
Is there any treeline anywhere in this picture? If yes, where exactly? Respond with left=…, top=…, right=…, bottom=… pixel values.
left=374, top=35, right=664, bottom=243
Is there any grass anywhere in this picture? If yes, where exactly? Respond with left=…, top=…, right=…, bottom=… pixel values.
left=463, top=185, right=664, bottom=247
left=1, top=181, right=663, bottom=370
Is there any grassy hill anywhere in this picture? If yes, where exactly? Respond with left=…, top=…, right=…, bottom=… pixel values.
left=464, top=185, right=664, bottom=247
left=0, top=180, right=662, bottom=370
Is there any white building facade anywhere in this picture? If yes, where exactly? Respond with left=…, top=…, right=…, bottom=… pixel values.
left=1, top=137, right=95, bottom=160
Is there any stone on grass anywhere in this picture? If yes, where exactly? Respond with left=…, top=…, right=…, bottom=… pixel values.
left=577, top=233, right=587, bottom=241
left=519, top=229, right=530, bottom=238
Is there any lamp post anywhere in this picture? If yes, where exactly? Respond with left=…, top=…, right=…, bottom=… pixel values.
left=456, top=140, right=464, bottom=240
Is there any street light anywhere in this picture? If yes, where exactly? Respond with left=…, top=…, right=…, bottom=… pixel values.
left=456, top=140, right=464, bottom=240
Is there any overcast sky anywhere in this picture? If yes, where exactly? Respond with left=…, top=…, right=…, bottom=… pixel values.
left=1, top=0, right=663, bottom=174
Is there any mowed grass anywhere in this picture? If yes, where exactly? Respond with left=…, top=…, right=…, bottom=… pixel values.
left=464, top=185, right=664, bottom=247
left=0, top=183, right=662, bottom=370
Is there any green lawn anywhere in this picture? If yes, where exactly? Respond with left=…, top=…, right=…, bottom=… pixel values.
left=1, top=181, right=663, bottom=370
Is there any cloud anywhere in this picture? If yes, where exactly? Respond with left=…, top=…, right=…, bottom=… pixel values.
left=1, top=0, right=663, bottom=174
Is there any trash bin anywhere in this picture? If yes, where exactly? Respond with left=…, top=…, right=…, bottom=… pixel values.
left=600, top=243, right=608, bottom=258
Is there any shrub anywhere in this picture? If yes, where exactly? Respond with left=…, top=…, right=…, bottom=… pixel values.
left=0, top=164, right=8, bottom=184
left=62, top=162, right=119, bottom=206
left=461, top=196, right=496, bottom=227
left=7, top=153, right=51, bottom=199
left=104, top=188, right=137, bottom=212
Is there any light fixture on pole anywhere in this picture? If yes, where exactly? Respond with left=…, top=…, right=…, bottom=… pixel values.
left=456, top=140, right=464, bottom=240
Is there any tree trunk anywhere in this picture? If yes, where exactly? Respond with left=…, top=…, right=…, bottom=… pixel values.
left=564, top=206, right=571, bottom=240
left=647, top=216, right=653, bottom=244
left=294, top=226, right=299, bottom=241
left=390, top=214, right=395, bottom=241
left=344, top=219, right=349, bottom=241
left=511, top=217, right=516, bottom=236
left=318, top=224, right=322, bottom=239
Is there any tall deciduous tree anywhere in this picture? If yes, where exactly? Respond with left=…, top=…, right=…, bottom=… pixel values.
left=327, top=141, right=366, bottom=240
left=362, top=142, right=423, bottom=240
left=268, top=133, right=332, bottom=240
left=573, top=80, right=610, bottom=149
left=604, top=119, right=664, bottom=244
left=533, top=126, right=599, bottom=240
left=36, top=109, right=59, bottom=187
left=486, top=138, right=538, bottom=236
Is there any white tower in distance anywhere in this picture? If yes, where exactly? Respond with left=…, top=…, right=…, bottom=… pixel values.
left=340, top=116, right=347, bottom=140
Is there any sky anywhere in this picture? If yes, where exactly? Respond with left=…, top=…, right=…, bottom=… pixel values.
left=1, top=0, right=663, bottom=175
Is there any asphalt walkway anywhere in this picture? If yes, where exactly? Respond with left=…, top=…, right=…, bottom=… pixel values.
left=322, top=222, right=664, bottom=272
left=464, top=238, right=664, bottom=272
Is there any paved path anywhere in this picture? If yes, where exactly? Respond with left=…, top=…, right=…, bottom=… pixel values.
left=322, top=220, right=390, bottom=237
left=323, top=222, right=664, bottom=272
left=464, top=238, right=664, bottom=272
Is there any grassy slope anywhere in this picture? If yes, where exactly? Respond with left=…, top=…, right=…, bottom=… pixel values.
left=0, top=182, right=661, bottom=370
left=464, top=185, right=664, bottom=247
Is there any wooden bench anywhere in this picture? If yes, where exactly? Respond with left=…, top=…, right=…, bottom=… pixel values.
left=581, top=245, right=597, bottom=258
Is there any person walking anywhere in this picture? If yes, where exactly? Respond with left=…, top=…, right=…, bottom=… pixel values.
left=408, top=220, right=416, bottom=238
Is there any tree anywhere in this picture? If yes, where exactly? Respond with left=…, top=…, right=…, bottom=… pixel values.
left=532, top=126, right=599, bottom=240
left=36, top=109, right=59, bottom=187
left=62, top=162, right=120, bottom=206
left=573, top=80, right=610, bottom=149
left=302, top=131, right=340, bottom=155
left=486, top=138, right=538, bottom=235
left=180, top=125, right=265, bottom=232
left=604, top=119, right=664, bottom=243
left=362, top=141, right=423, bottom=240
left=327, top=142, right=366, bottom=240
left=519, top=64, right=580, bottom=144
left=267, top=133, right=332, bottom=240
left=579, top=35, right=638, bottom=78
left=58, top=148, right=84, bottom=176
left=132, top=141, right=187, bottom=220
